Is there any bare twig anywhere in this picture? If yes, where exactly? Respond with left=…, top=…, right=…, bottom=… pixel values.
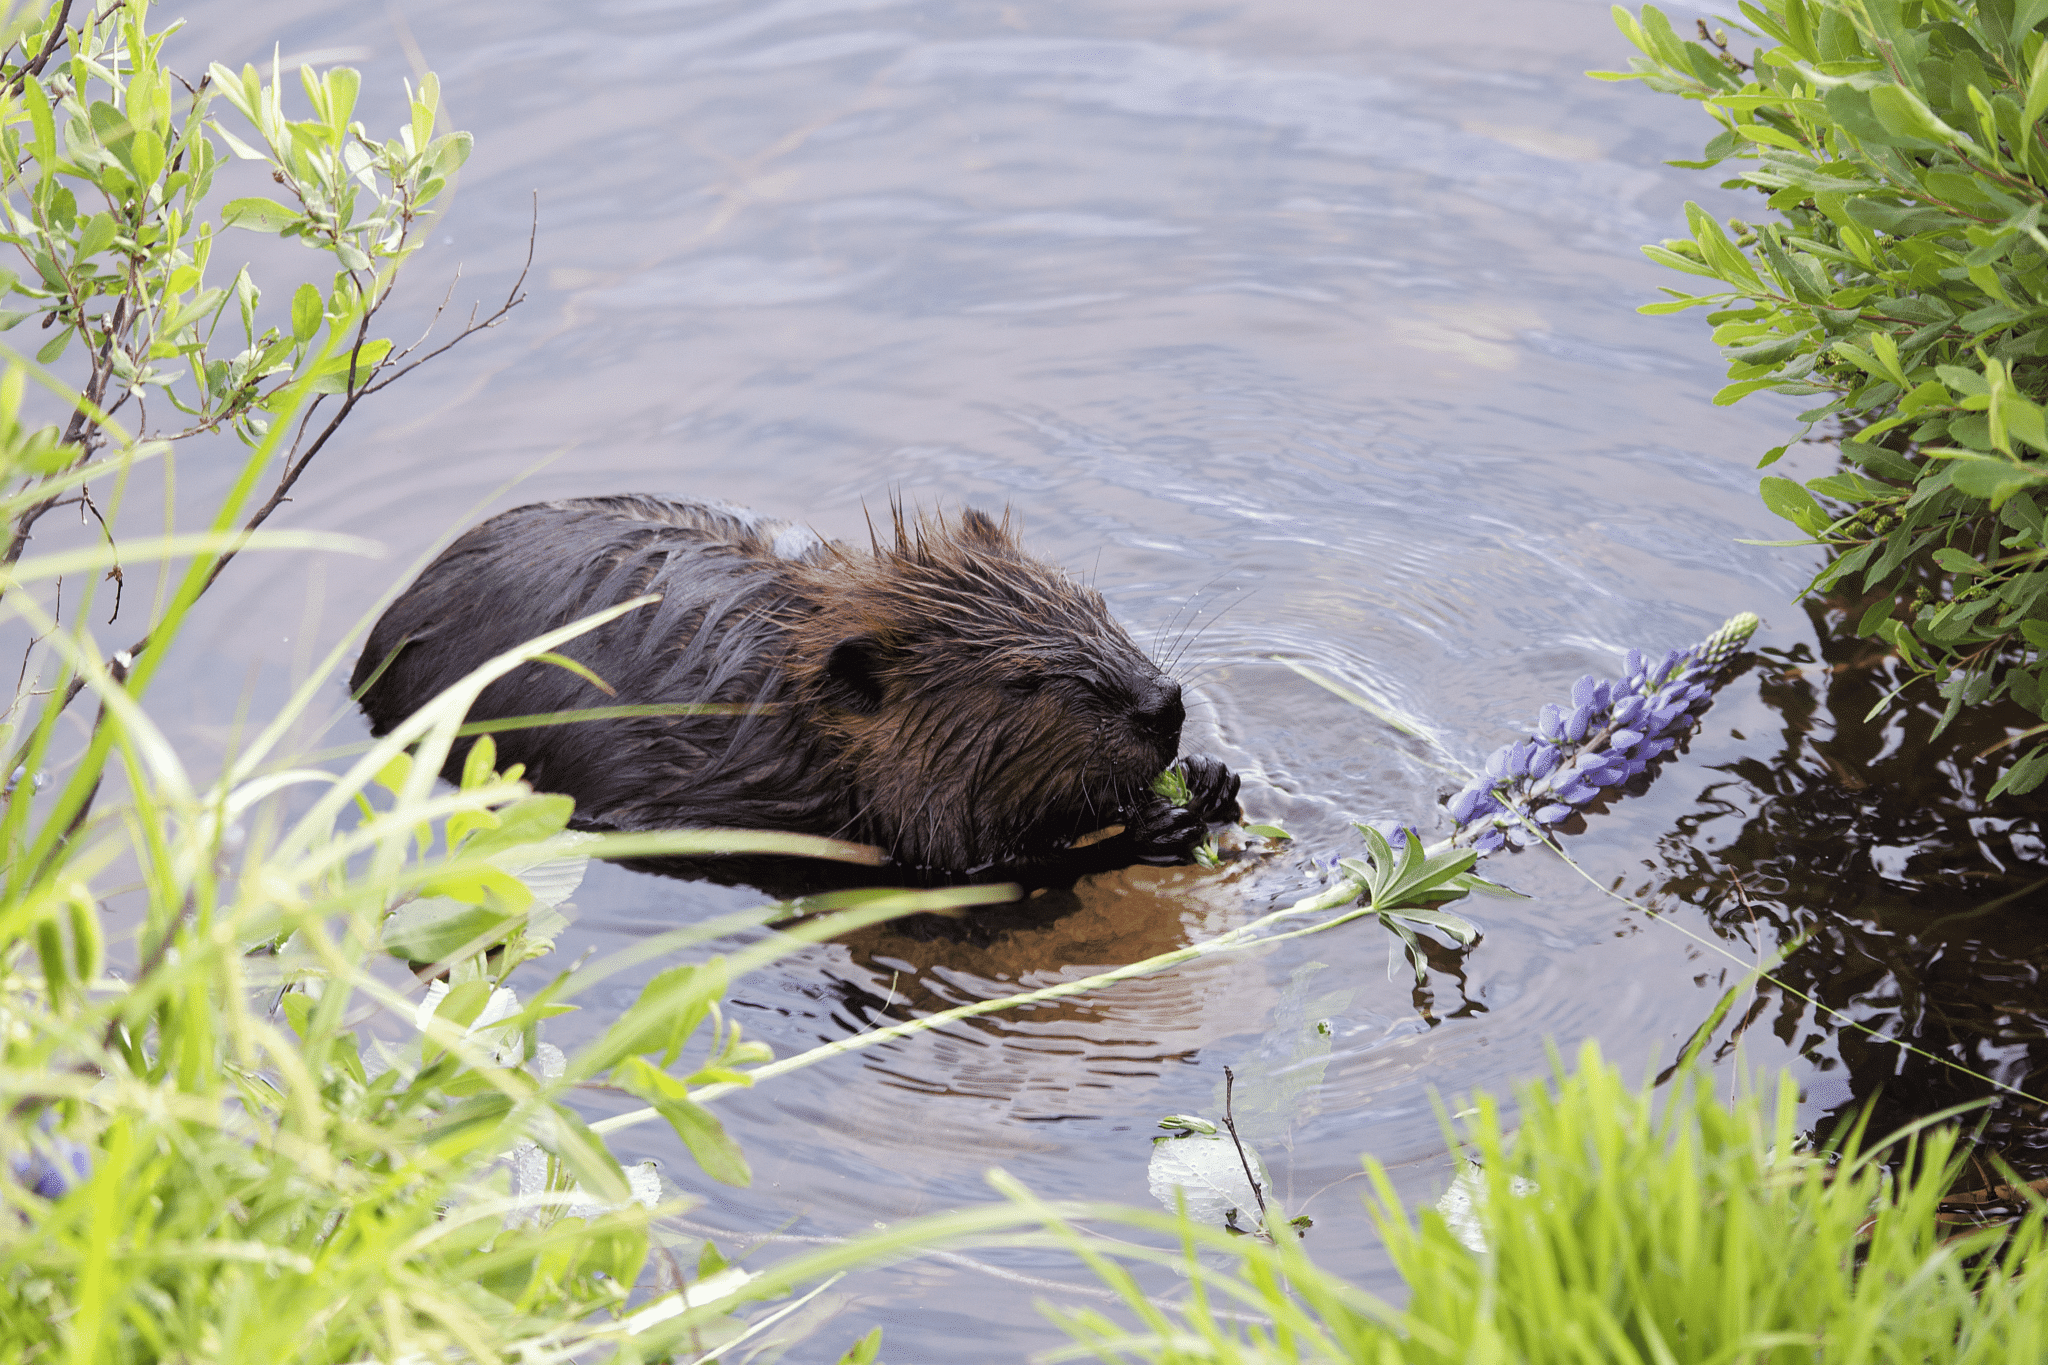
left=1219, top=1065, right=1269, bottom=1231
left=1696, top=19, right=1752, bottom=73
left=363, top=192, right=536, bottom=397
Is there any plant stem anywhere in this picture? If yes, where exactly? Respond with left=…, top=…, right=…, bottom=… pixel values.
left=588, top=870, right=1375, bottom=1135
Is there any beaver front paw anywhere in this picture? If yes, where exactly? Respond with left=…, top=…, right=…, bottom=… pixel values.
left=1122, top=794, right=1209, bottom=865
left=1174, top=754, right=1243, bottom=825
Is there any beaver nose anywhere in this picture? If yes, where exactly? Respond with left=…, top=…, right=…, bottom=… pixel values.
left=1131, top=677, right=1185, bottom=739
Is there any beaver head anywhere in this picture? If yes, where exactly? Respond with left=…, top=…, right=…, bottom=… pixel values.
left=782, top=506, right=1183, bottom=870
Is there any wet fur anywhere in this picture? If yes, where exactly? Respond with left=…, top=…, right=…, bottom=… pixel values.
left=352, top=494, right=1234, bottom=872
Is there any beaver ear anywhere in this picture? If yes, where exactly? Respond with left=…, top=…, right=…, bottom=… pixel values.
left=823, top=636, right=888, bottom=714
left=958, top=507, right=1011, bottom=549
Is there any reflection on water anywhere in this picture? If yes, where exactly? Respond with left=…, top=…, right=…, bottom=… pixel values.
left=1651, top=596, right=2048, bottom=1170
left=89, top=0, right=2048, bottom=1356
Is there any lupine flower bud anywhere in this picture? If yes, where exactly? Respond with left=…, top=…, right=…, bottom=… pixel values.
left=1448, top=785, right=1486, bottom=823
left=1446, top=613, right=1758, bottom=851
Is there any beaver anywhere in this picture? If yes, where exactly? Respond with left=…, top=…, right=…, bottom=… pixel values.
left=351, top=494, right=1241, bottom=874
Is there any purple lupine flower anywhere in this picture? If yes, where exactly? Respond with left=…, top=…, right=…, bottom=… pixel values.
left=10, top=1136, right=91, bottom=1199
left=1362, top=820, right=1418, bottom=847
left=1445, top=613, right=1759, bottom=852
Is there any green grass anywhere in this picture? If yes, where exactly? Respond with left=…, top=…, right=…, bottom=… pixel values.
left=1014, top=1044, right=2048, bottom=1364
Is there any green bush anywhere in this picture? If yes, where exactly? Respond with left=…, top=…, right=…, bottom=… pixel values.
left=0, top=5, right=928, bottom=1357
left=1605, top=0, right=2048, bottom=796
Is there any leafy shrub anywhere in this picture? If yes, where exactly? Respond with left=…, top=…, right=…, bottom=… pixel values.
left=0, top=5, right=921, bottom=1358
left=1604, top=0, right=2048, bottom=795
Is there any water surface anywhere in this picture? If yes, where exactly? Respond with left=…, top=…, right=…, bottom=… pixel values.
left=91, top=0, right=2048, bottom=1357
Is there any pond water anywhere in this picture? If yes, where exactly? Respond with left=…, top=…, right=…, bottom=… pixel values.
left=73, top=0, right=2048, bottom=1357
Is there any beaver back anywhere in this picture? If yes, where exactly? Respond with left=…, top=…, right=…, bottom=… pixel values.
left=353, top=495, right=848, bottom=836
left=352, top=495, right=1189, bottom=870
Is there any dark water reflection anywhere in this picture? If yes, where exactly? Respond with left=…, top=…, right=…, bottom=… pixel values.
left=1652, top=596, right=2048, bottom=1166
left=61, top=0, right=2044, bottom=1356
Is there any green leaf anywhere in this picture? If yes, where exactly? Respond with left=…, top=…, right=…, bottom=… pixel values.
left=163, top=288, right=228, bottom=336
left=531, top=650, right=616, bottom=695
left=1989, top=745, right=2048, bottom=799
left=418, top=865, right=535, bottom=913
left=22, top=79, right=55, bottom=170
left=1759, top=475, right=1832, bottom=535
left=1867, top=83, right=1972, bottom=147
left=1805, top=472, right=1893, bottom=502
left=324, top=67, right=362, bottom=132
left=1856, top=593, right=1896, bottom=636
left=1389, top=906, right=1482, bottom=947
left=427, top=129, right=473, bottom=177
left=1715, top=377, right=1810, bottom=406
left=1637, top=293, right=1719, bottom=314
left=222, top=197, right=301, bottom=233
left=380, top=896, right=521, bottom=964
left=460, top=733, right=500, bottom=791
left=1933, top=548, right=1987, bottom=575
left=1684, top=202, right=1763, bottom=289
left=233, top=268, right=259, bottom=337
left=309, top=337, right=393, bottom=392
left=290, top=282, right=322, bottom=341
left=569, top=958, right=729, bottom=1081
left=421, top=979, right=495, bottom=1064
left=616, top=1057, right=752, bottom=1186
left=2001, top=394, right=2048, bottom=454
left=75, top=213, right=116, bottom=260
left=530, top=1101, right=631, bottom=1204
left=462, top=795, right=576, bottom=859
left=2027, top=37, right=2048, bottom=130
left=1642, top=243, right=1723, bottom=279
left=1243, top=823, right=1292, bottom=840
left=1947, top=455, right=2048, bottom=507
left=128, top=127, right=164, bottom=187
left=422, top=1093, right=515, bottom=1162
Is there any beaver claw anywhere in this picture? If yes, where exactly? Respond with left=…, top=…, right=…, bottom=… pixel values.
left=1121, top=755, right=1243, bottom=864
left=1175, top=754, right=1243, bottom=825
left=1123, top=796, right=1209, bottom=865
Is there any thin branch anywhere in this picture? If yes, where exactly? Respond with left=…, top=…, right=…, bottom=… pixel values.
left=35, top=243, right=535, bottom=746
left=5, top=302, right=126, bottom=565
left=3, top=0, right=76, bottom=100
left=362, top=192, right=536, bottom=397
left=1219, top=1065, right=1270, bottom=1233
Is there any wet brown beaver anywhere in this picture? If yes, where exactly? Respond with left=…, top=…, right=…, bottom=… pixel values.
left=351, top=494, right=1240, bottom=873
